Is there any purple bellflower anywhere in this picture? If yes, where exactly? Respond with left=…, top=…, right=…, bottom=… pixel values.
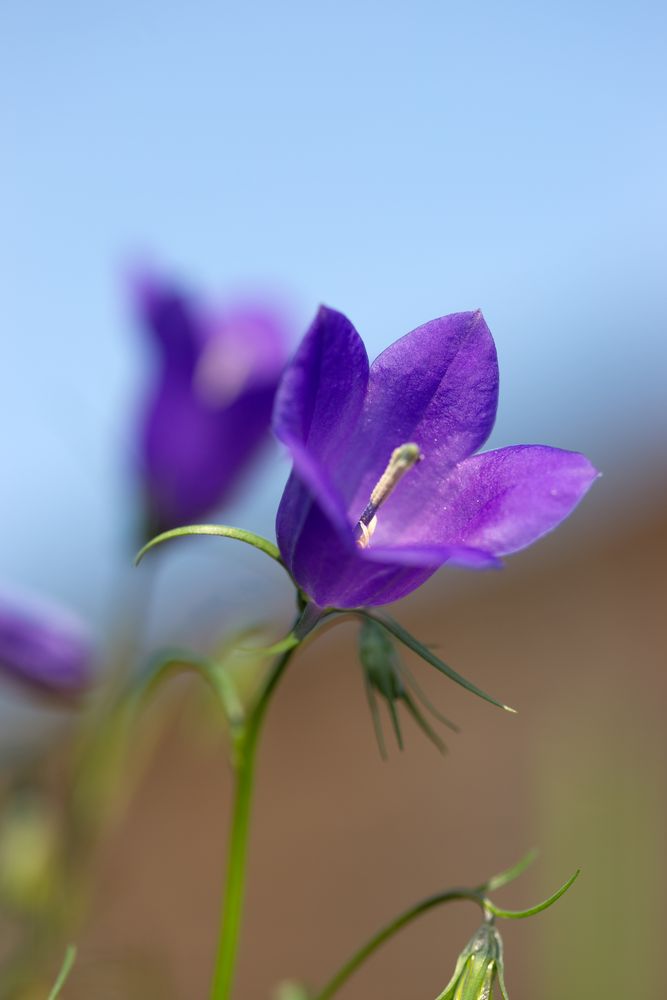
left=0, top=590, right=93, bottom=698
left=136, top=273, right=287, bottom=536
left=274, top=307, right=598, bottom=609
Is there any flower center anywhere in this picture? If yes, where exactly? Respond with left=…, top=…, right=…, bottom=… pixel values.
left=356, top=443, right=422, bottom=548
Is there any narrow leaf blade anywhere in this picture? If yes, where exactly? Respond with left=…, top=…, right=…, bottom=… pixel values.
left=482, top=849, right=539, bottom=893
left=135, top=524, right=285, bottom=568
left=486, top=869, right=580, bottom=920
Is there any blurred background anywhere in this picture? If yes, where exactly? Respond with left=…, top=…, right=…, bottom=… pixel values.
left=1, top=1, right=666, bottom=997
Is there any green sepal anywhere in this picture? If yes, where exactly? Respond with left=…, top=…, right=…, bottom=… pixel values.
left=485, top=868, right=580, bottom=920
left=434, top=948, right=470, bottom=999
left=401, top=691, right=447, bottom=754
left=496, top=961, right=510, bottom=1000
left=357, top=618, right=452, bottom=756
left=398, top=659, right=459, bottom=733
left=135, top=523, right=288, bottom=575
left=47, top=945, right=77, bottom=1000
left=435, top=925, right=503, bottom=1000
left=453, top=956, right=496, bottom=1000
left=358, top=618, right=404, bottom=701
left=362, top=672, right=388, bottom=759
left=358, top=611, right=516, bottom=713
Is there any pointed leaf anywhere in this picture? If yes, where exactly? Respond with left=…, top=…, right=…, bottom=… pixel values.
left=482, top=849, right=538, bottom=893
left=136, top=649, right=245, bottom=728
left=135, top=523, right=287, bottom=571
left=238, top=633, right=300, bottom=656
left=485, top=868, right=580, bottom=919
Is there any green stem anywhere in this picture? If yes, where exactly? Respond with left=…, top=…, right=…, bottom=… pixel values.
left=312, top=889, right=485, bottom=1000
left=209, top=646, right=297, bottom=1000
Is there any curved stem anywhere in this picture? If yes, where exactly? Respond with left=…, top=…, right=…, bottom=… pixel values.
left=312, top=889, right=485, bottom=1000
left=209, top=645, right=298, bottom=1000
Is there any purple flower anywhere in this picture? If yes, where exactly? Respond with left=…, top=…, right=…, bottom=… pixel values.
left=135, top=273, right=287, bottom=536
left=0, top=590, right=93, bottom=698
left=274, top=307, right=598, bottom=609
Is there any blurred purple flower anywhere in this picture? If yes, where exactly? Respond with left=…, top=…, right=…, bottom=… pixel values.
left=274, top=307, right=598, bottom=608
left=135, top=273, right=287, bottom=536
left=0, top=590, right=93, bottom=698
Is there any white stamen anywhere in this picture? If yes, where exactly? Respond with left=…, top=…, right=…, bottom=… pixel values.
left=357, top=516, right=378, bottom=550
left=355, top=443, right=422, bottom=549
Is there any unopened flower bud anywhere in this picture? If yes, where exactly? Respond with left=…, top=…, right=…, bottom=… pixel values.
left=0, top=588, right=93, bottom=700
left=435, top=923, right=508, bottom=1000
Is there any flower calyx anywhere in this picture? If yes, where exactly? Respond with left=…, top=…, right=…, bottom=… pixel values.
left=358, top=617, right=457, bottom=758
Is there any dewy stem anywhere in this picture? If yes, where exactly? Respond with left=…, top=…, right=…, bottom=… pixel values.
left=209, top=644, right=298, bottom=1000
left=312, top=889, right=485, bottom=1000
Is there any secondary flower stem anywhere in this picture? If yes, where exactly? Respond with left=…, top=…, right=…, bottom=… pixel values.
left=209, top=645, right=298, bottom=1000
left=312, top=889, right=486, bottom=1000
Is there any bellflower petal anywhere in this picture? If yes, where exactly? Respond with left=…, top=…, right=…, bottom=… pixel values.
left=135, top=272, right=287, bottom=535
left=279, top=497, right=436, bottom=607
left=439, top=445, right=599, bottom=558
left=0, top=590, right=93, bottom=698
left=275, top=307, right=369, bottom=555
left=347, top=310, right=498, bottom=520
left=274, top=306, right=598, bottom=609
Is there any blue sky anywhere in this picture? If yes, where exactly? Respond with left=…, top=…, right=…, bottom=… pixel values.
left=1, top=0, right=666, bottom=621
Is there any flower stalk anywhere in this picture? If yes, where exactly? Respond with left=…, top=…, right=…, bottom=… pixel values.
left=312, top=890, right=486, bottom=1000
left=311, top=856, right=579, bottom=1000
left=209, top=644, right=299, bottom=1000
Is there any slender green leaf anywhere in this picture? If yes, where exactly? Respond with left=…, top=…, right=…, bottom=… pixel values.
left=485, top=868, right=580, bottom=919
left=136, top=649, right=244, bottom=727
left=47, top=945, right=77, bottom=1000
left=361, top=612, right=516, bottom=713
left=482, top=849, right=539, bottom=893
left=238, top=633, right=300, bottom=656
left=135, top=523, right=286, bottom=571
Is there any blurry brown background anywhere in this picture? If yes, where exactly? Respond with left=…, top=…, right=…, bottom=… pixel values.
left=65, top=481, right=666, bottom=999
